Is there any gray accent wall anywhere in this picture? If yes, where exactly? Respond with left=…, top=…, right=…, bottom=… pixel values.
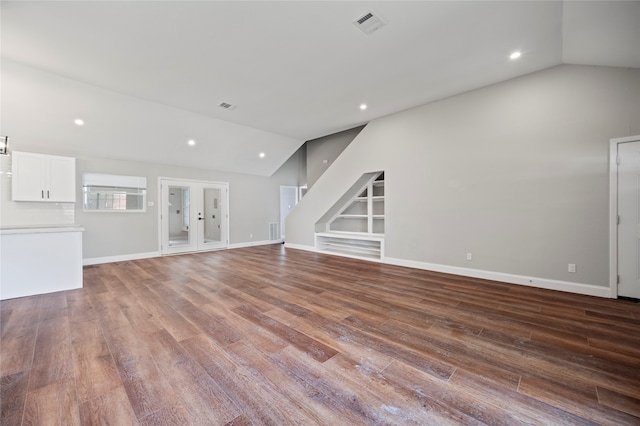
left=306, top=126, right=364, bottom=188
left=286, top=65, right=640, bottom=287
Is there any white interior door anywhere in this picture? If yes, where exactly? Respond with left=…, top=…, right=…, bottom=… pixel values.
left=618, top=141, right=640, bottom=298
left=161, top=179, right=228, bottom=254
left=280, top=185, right=299, bottom=240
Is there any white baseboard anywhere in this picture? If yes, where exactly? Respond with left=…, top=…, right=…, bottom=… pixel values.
left=83, top=241, right=283, bottom=266
left=82, top=246, right=610, bottom=298
left=283, top=243, right=317, bottom=252
left=229, top=240, right=283, bottom=249
left=83, top=251, right=161, bottom=266
left=384, top=257, right=613, bottom=298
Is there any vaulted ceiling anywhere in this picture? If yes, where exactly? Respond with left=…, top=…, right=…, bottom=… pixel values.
left=2, top=1, right=639, bottom=175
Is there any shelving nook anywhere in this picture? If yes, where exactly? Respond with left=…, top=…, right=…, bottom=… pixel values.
left=315, top=171, right=384, bottom=261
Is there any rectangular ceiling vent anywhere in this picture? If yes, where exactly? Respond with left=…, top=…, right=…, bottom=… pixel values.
left=218, top=102, right=236, bottom=110
left=353, top=10, right=386, bottom=35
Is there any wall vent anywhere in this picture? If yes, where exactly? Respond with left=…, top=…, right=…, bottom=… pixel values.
left=218, top=102, right=236, bottom=110
left=353, top=10, right=386, bottom=34
left=269, top=222, right=279, bottom=241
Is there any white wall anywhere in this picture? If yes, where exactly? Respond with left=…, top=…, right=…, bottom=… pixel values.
left=286, top=65, right=640, bottom=291
left=1, top=58, right=303, bottom=261
left=76, top=152, right=300, bottom=260
left=0, top=148, right=300, bottom=261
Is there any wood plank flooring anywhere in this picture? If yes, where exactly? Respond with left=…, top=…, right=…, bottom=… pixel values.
left=2, top=244, right=640, bottom=425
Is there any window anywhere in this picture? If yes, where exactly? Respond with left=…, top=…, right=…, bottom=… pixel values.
left=82, top=173, right=147, bottom=212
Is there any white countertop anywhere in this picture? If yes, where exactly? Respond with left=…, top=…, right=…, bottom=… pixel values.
left=0, top=224, right=85, bottom=235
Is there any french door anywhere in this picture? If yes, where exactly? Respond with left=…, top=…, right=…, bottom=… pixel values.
left=160, top=178, right=228, bottom=255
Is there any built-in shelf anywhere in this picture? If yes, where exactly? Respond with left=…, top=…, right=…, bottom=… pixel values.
left=315, top=171, right=385, bottom=261
left=324, top=230, right=384, bottom=237
left=337, top=214, right=384, bottom=219
left=355, top=196, right=384, bottom=202
left=315, top=232, right=384, bottom=262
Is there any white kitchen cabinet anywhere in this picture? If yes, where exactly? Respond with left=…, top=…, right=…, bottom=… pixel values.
left=0, top=226, right=84, bottom=300
left=11, top=151, right=76, bottom=202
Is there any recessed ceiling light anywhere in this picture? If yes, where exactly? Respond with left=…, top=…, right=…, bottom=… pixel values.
left=188, top=139, right=196, bottom=146
left=74, top=118, right=84, bottom=126
left=360, top=104, right=367, bottom=110
left=509, top=51, right=522, bottom=60
left=259, top=152, right=265, bottom=158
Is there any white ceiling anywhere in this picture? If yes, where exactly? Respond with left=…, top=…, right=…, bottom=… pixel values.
left=2, top=1, right=639, bottom=176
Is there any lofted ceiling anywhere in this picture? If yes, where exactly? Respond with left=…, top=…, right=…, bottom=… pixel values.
left=1, top=1, right=639, bottom=176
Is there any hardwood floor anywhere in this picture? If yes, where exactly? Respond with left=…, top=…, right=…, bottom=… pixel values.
left=2, top=244, right=639, bottom=425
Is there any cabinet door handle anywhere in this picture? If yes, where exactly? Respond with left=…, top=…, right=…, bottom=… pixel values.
left=42, top=190, right=44, bottom=199
left=47, top=190, right=50, bottom=199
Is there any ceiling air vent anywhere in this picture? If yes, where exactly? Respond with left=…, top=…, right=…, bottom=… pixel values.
left=218, top=102, right=236, bottom=110
left=353, top=10, right=386, bottom=35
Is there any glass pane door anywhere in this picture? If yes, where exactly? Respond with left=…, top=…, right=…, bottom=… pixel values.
left=161, top=179, right=228, bottom=255
left=202, top=187, right=222, bottom=244
left=168, top=186, right=191, bottom=247
left=197, top=184, right=227, bottom=250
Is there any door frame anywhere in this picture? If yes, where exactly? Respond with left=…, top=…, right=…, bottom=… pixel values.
left=609, top=135, right=640, bottom=298
left=158, top=177, right=230, bottom=255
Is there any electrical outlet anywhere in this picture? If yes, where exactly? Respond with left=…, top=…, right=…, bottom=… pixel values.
left=568, top=263, right=576, bottom=273
left=466, top=253, right=473, bottom=261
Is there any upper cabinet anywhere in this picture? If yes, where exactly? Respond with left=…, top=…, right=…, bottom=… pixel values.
left=12, top=151, right=76, bottom=202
